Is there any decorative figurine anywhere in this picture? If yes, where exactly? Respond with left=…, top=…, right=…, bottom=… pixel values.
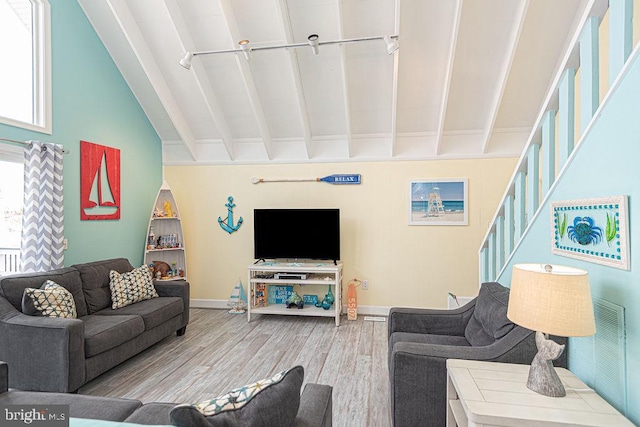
left=286, top=290, right=304, bottom=309
left=227, top=279, right=248, bottom=314
left=164, top=201, right=174, bottom=218
left=151, top=260, right=171, bottom=278
left=153, top=207, right=164, bottom=218
left=147, top=226, right=156, bottom=249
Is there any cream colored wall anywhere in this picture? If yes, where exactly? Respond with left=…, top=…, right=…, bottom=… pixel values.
left=164, top=157, right=516, bottom=309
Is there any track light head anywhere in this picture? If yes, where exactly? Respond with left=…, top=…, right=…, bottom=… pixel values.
left=308, top=34, right=320, bottom=55
left=179, top=51, right=193, bottom=69
left=238, top=39, right=251, bottom=60
left=383, top=36, right=399, bottom=55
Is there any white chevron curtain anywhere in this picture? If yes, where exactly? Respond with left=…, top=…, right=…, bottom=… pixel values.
left=20, top=141, right=65, bottom=272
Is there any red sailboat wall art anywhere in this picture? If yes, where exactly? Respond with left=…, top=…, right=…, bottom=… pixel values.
left=80, top=140, right=121, bottom=220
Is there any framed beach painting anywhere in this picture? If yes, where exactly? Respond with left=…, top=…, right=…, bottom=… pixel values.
left=409, top=179, right=468, bottom=226
left=551, top=196, right=629, bottom=270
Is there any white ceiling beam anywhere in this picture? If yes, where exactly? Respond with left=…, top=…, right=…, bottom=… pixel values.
left=480, top=0, right=530, bottom=154
left=219, top=0, right=274, bottom=160
left=435, top=0, right=463, bottom=155
left=336, top=0, right=353, bottom=158
left=105, top=0, right=197, bottom=161
left=164, top=0, right=234, bottom=160
left=389, top=0, right=401, bottom=157
left=274, top=0, right=312, bottom=159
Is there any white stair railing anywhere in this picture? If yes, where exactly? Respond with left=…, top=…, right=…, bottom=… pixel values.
left=479, top=0, right=635, bottom=284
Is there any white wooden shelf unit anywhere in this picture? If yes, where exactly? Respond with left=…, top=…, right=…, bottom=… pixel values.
left=247, top=262, right=343, bottom=326
left=144, top=181, right=187, bottom=280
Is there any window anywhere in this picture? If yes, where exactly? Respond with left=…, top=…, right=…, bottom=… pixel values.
left=0, top=0, right=51, bottom=133
left=0, top=146, right=24, bottom=274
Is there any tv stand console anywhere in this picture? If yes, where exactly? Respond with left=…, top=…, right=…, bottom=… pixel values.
left=247, top=262, right=343, bottom=326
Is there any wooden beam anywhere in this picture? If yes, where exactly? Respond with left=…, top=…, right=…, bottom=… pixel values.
left=164, top=0, right=234, bottom=160
left=480, top=246, right=489, bottom=284
left=541, top=110, right=555, bottom=195
left=481, top=0, right=529, bottom=154
left=504, top=194, right=515, bottom=256
left=514, top=171, right=526, bottom=240
left=389, top=0, right=401, bottom=157
left=274, top=0, right=312, bottom=159
left=579, top=16, right=599, bottom=132
left=435, top=0, right=463, bottom=155
left=526, top=143, right=540, bottom=223
left=336, top=0, right=353, bottom=157
left=558, top=68, right=575, bottom=166
left=609, top=0, right=633, bottom=86
left=219, top=0, right=274, bottom=159
left=495, top=215, right=505, bottom=273
left=106, top=0, right=197, bottom=161
left=487, top=232, right=496, bottom=281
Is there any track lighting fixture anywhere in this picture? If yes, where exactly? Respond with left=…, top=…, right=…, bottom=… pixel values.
left=179, top=51, right=193, bottom=70
left=308, top=34, right=320, bottom=55
left=383, top=35, right=399, bottom=55
left=179, top=34, right=398, bottom=69
left=238, top=39, right=251, bottom=60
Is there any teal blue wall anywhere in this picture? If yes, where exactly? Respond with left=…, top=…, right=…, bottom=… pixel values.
left=0, top=0, right=162, bottom=266
left=498, top=50, right=640, bottom=423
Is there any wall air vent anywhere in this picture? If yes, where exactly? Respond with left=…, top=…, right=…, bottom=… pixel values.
left=569, top=298, right=626, bottom=414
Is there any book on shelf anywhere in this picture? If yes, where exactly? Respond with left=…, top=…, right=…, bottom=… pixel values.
left=255, top=283, right=267, bottom=307
left=268, top=285, right=293, bottom=304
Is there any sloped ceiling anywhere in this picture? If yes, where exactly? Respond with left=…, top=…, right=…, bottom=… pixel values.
left=78, top=0, right=589, bottom=165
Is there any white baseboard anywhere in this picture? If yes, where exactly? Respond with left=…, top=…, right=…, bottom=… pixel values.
left=344, top=305, right=391, bottom=316
left=447, top=295, right=474, bottom=309
left=190, top=299, right=228, bottom=309
left=190, top=299, right=390, bottom=317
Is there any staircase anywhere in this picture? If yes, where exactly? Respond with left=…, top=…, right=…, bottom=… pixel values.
left=479, top=0, right=637, bottom=283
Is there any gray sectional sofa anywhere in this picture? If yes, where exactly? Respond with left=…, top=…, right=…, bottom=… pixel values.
left=0, top=361, right=333, bottom=426
left=0, top=258, right=189, bottom=393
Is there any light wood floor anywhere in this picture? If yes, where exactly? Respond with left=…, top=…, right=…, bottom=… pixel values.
left=80, top=308, right=392, bottom=427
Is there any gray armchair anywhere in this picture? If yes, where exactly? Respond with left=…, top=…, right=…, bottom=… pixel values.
left=388, top=282, right=567, bottom=427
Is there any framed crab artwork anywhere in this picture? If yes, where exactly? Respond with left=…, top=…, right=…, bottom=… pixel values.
left=551, top=196, right=629, bottom=270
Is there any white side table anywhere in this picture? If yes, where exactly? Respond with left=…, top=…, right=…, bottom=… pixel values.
left=446, top=359, right=633, bottom=427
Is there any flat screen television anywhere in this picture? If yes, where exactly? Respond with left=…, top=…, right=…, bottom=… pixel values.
left=254, top=208, right=340, bottom=262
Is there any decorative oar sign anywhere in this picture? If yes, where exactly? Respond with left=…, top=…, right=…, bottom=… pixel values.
left=251, top=174, right=362, bottom=185
left=218, top=196, right=243, bottom=234
left=319, top=174, right=361, bottom=184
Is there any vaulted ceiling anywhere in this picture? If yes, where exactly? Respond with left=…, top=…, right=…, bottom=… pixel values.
left=78, top=0, right=589, bottom=165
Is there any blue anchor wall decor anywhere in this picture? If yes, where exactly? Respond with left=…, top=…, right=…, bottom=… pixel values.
left=218, top=196, right=243, bottom=234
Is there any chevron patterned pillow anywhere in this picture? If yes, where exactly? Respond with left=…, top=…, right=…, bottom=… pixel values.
left=109, top=264, right=159, bottom=309
left=22, top=280, right=77, bottom=318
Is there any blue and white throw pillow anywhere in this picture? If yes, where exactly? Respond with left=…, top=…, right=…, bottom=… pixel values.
left=22, top=280, right=77, bottom=318
left=194, top=369, right=289, bottom=415
left=109, top=264, right=158, bottom=309
left=170, top=366, right=304, bottom=427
